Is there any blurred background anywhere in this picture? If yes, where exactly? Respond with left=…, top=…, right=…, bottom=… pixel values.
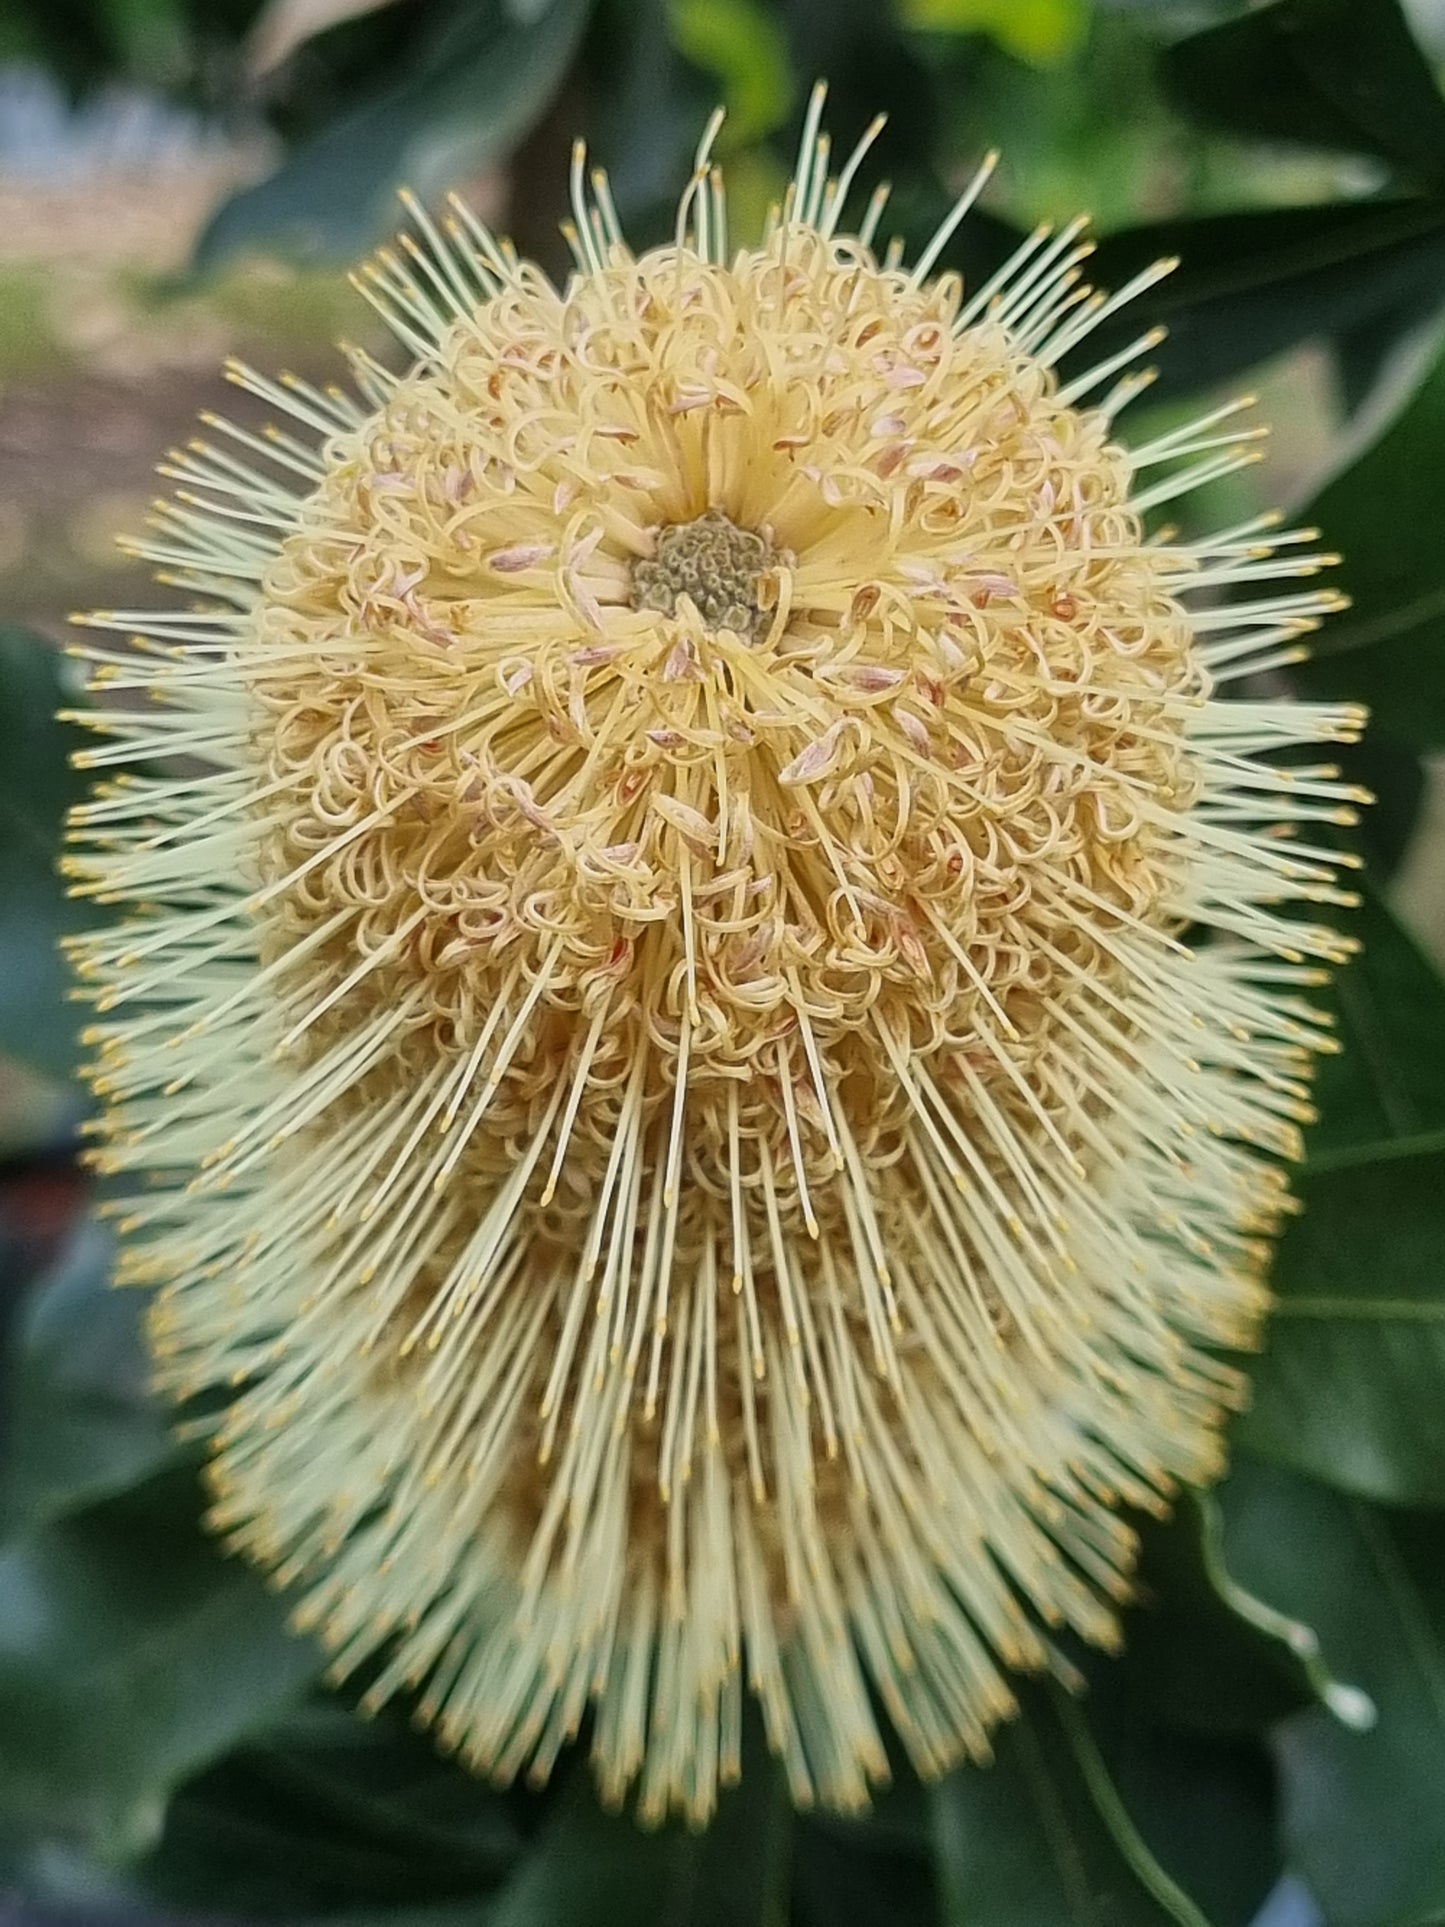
left=3, top=3, right=1445, bottom=1924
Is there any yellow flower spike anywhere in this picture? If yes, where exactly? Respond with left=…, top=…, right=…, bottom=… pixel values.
left=66, top=91, right=1361, bottom=1826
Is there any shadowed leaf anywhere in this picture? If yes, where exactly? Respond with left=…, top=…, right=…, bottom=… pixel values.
left=1239, top=894, right=1445, bottom=1503
left=0, top=626, right=96, bottom=1081
left=1220, top=1458, right=1445, bottom=1927
left=0, top=1469, right=322, bottom=1861
left=2, top=1219, right=180, bottom=1537
left=1298, top=333, right=1445, bottom=746
left=195, top=0, right=594, bottom=270
left=1164, top=0, right=1445, bottom=185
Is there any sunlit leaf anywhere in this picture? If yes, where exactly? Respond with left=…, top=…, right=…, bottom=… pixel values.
left=668, top=0, right=793, bottom=145
left=898, top=0, right=1087, bottom=67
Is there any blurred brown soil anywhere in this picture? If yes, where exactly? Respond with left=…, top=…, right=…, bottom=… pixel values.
left=0, top=158, right=363, bottom=638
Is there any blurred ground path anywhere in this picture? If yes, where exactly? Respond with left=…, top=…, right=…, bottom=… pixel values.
left=0, top=63, right=357, bottom=640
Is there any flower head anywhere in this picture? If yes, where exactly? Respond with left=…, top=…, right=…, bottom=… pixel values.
left=66, top=91, right=1364, bottom=1824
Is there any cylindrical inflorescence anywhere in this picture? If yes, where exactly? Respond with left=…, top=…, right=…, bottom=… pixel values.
left=65, top=92, right=1364, bottom=1824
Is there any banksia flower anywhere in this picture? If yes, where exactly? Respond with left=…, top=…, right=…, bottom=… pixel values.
left=66, top=90, right=1364, bottom=1825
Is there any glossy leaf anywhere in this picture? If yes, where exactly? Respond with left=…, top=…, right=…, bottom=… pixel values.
left=0, top=1469, right=323, bottom=1861
left=1240, top=1144, right=1445, bottom=1504
left=1297, top=332, right=1445, bottom=747
left=1333, top=272, right=1445, bottom=419
left=0, top=625, right=94, bottom=1081
left=135, top=1705, right=790, bottom=1923
left=1163, top=0, right=1445, bottom=184
left=581, top=0, right=715, bottom=244
left=1082, top=196, right=1445, bottom=402
left=774, top=0, right=945, bottom=192
left=1, top=1219, right=179, bottom=1537
left=1337, top=732, right=1424, bottom=881
left=1220, top=1458, right=1445, bottom=1927
left=247, top=0, right=406, bottom=80
left=1098, top=1726, right=1281, bottom=1927
left=195, top=0, right=593, bottom=269
left=1238, top=894, right=1445, bottom=1504
left=1307, top=889, right=1445, bottom=1165
left=931, top=1683, right=1216, bottom=1926
left=1118, top=1492, right=1344, bottom=1736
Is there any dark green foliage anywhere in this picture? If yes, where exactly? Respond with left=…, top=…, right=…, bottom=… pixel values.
left=1221, top=1460, right=1445, bottom=1927
left=0, top=626, right=101, bottom=1080
left=1299, top=336, right=1445, bottom=746
left=1162, top=0, right=1445, bottom=185
left=194, top=0, right=595, bottom=268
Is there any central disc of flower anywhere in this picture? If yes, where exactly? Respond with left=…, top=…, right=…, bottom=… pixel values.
left=629, top=509, right=777, bottom=644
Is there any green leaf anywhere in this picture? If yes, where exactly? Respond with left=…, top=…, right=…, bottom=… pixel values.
left=793, top=1786, right=936, bottom=1927
left=1296, top=331, right=1445, bottom=748
left=1333, top=274, right=1445, bottom=419
left=134, top=1705, right=790, bottom=1923
left=195, top=0, right=593, bottom=270
left=667, top=0, right=793, bottom=146
left=1219, top=1457, right=1445, bottom=1927
left=1164, top=0, right=1445, bottom=184
left=1307, top=889, right=1445, bottom=1166
left=470, top=1783, right=683, bottom=1927
left=247, top=0, right=407, bottom=80
left=1082, top=196, right=1445, bottom=402
left=1, top=1220, right=180, bottom=1537
left=898, top=0, right=1088, bottom=67
left=1119, top=1492, right=1345, bottom=1736
left=1337, top=732, right=1424, bottom=881
left=930, top=1683, right=1216, bottom=1927
left=486, top=1747, right=791, bottom=1927
left=579, top=0, right=715, bottom=251
left=804, top=1719, right=1275, bottom=1927
left=124, top=1703, right=525, bottom=1916
left=1093, top=1726, right=1281, bottom=1927
left=1239, top=1143, right=1445, bottom=1505
left=0, top=1469, right=323, bottom=1861
left=0, top=625, right=95, bottom=1080
left=771, top=0, right=947, bottom=206
left=1237, top=893, right=1445, bottom=1504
